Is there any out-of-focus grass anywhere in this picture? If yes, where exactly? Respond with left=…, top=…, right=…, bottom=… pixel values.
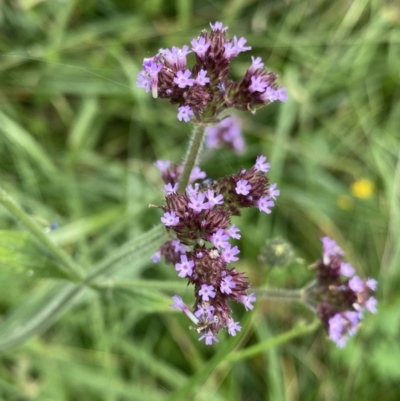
left=0, top=1, right=399, bottom=400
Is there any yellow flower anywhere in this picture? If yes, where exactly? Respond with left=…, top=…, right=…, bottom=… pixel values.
left=351, top=178, right=375, bottom=199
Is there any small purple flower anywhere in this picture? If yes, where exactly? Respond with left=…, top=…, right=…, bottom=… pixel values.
left=175, top=255, right=194, bottom=278
left=365, top=297, right=378, bottom=313
left=349, top=276, right=364, bottom=293
left=276, top=87, right=288, bottom=102
left=206, top=189, right=224, bottom=207
left=366, top=278, right=378, bottom=291
left=340, top=262, right=355, bottom=277
left=199, top=284, right=216, bottom=301
left=223, top=42, right=236, bottom=59
left=261, top=87, right=278, bottom=102
left=164, top=183, right=178, bottom=195
left=220, top=275, right=236, bottom=294
left=163, top=47, right=179, bottom=65
left=170, top=295, right=186, bottom=311
left=199, top=330, right=219, bottom=345
left=161, top=211, right=180, bottom=226
left=195, top=304, right=215, bottom=319
left=152, top=251, right=161, bottom=263
left=227, top=319, right=241, bottom=336
left=196, top=69, right=210, bottom=86
left=249, top=76, right=268, bottom=93
left=328, top=314, right=348, bottom=348
left=328, top=312, right=360, bottom=348
left=254, top=155, right=270, bottom=173
left=176, top=45, right=191, bottom=68
left=235, top=179, right=251, bottom=195
left=136, top=71, right=151, bottom=92
left=170, top=295, right=199, bottom=325
left=227, top=224, right=241, bottom=239
left=186, top=183, right=199, bottom=196
left=188, top=192, right=208, bottom=212
left=154, top=160, right=171, bottom=172
left=321, top=236, right=344, bottom=264
left=221, top=244, right=240, bottom=263
left=250, top=56, right=264, bottom=71
left=269, top=183, right=280, bottom=200
left=241, top=293, right=256, bottom=311
left=142, top=60, right=163, bottom=98
left=257, top=196, right=275, bottom=214
left=164, top=46, right=191, bottom=70
left=233, top=36, right=252, bottom=53
left=174, top=70, right=195, bottom=88
left=189, top=166, right=207, bottom=182
left=210, top=229, right=230, bottom=249
left=191, top=37, right=211, bottom=58
left=210, top=21, right=228, bottom=31
left=177, top=105, right=194, bottom=122
left=171, top=239, right=186, bottom=254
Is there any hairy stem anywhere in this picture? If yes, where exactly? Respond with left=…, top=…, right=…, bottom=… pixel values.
left=254, top=287, right=305, bottom=303
left=178, top=123, right=206, bottom=192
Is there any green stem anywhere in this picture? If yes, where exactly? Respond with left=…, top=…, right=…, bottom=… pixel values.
left=178, top=124, right=206, bottom=192
left=92, top=279, right=188, bottom=292
left=0, top=187, right=83, bottom=281
left=226, top=319, right=320, bottom=363
left=254, top=287, right=305, bottom=302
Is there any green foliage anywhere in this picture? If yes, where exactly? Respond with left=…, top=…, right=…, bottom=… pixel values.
left=0, top=1, right=399, bottom=400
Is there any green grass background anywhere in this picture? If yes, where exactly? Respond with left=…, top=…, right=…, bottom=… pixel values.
left=0, top=0, right=399, bottom=400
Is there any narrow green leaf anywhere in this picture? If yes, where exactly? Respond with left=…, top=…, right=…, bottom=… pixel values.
left=0, top=187, right=83, bottom=281
left=0, top=230, right=66, bottom=279
left=0, top=225, right=167, bottom=351
left=0, top=110, right=57, bottom=178
left=0, top=282, right=84, bottom=351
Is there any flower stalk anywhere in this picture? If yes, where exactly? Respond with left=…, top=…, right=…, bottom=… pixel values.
left=255, top=287, right=305, bottom=302
left=178, top=123, right=206, bottom=192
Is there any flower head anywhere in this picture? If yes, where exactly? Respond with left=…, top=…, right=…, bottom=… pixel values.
left=205, top=116, right=244, bottom=153
left=155, top=156, right=276, bottom=344
left=137, top=23, right=285, bottom=123
left=307, top=236, right=378, bottom=347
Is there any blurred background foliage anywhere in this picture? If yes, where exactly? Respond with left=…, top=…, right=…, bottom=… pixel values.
left=0, top=0, right=399, bottom=400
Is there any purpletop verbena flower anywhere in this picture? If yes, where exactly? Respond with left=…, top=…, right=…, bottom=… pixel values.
left=205, top=116, right=245, bottom=153
left=153, top=155, right=279, bottom=344
left=136, top=22, right=287, bottom=123
left=308, top=237, right=378, bottom=348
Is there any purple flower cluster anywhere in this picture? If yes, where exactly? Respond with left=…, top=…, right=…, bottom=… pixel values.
left=205, top=116, right=245, bottom=153
left=153, top=155, right=279, bottom=344
left=136, top=22, right=287, bottom=123
left=309, top=237, right=377, bottom=348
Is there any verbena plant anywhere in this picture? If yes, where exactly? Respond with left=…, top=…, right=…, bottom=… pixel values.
left=0, top=22, right=377, bottom=352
